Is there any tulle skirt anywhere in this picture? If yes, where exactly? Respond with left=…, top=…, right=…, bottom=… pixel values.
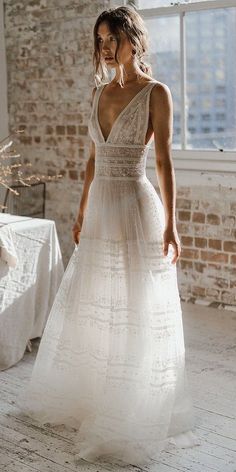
left=16, top=175, right=200, bottom=466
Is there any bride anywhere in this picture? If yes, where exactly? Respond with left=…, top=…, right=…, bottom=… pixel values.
left=17, top=5, right=200, bottom=467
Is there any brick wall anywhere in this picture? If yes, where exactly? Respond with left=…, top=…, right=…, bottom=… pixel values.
left=4, top=0, right=109, bottom=266
left=175, top=184, right=236, bottom=307
left=4, top=0, right=236, bottom=307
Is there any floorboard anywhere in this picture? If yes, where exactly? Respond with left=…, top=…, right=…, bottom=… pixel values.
left=0, top=302, right=235, bottom=472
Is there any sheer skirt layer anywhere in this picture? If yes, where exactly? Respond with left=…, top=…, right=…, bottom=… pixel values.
left=16, top=176, right=200, bottom=466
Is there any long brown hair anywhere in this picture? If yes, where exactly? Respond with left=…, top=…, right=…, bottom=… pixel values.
left=93, top=6, right=152, bottom=88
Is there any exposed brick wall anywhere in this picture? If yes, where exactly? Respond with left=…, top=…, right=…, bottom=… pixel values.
left=4, top=0, right=109, bottom=266
left=4, top=0, right=236, bottom=307
left=176, top=185, right=236, bottom=306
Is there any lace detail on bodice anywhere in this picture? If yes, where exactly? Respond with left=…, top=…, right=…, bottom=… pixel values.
left=95, top=144, right=148, bottom=179
left=88, top=81, right=157, bottom=180
left=89, top=81, right=157, bottom=146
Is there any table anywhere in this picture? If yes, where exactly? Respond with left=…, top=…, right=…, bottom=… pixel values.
left=0, top=213, right=64, bottom=370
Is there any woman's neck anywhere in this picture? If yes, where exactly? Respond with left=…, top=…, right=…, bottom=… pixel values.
left=113, top=63, right=145, bottom=85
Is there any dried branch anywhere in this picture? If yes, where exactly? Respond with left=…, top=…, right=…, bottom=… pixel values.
left=0, top=128, right=63, bottom=211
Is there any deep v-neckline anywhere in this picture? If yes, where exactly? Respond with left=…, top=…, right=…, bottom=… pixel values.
left=96, top=81, right=155, bottom=144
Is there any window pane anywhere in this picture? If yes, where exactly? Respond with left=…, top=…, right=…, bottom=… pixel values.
left=144, top=16, right=181, bottom=148
left=186, top=8, right=236, bottom=150
left=144, top=5, right=236, bottom=151
left=137, top=0, right=217, bottom=9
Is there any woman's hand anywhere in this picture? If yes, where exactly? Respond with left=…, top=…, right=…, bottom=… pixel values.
left=72, top=217, right=83, bottom=245
left=163, top=224, right=181, bottom=264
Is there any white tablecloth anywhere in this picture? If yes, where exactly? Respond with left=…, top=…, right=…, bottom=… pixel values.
left=0, top=213, right=64, bottom=370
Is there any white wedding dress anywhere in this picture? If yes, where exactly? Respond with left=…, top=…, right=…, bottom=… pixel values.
left=16, top=80, right=200, bottom=466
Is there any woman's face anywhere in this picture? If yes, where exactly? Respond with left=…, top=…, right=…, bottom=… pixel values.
left=97, top=21, right=133, bottom=68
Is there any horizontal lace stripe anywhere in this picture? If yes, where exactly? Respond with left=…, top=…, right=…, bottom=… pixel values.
left=95, top=144, right=149, bottom=178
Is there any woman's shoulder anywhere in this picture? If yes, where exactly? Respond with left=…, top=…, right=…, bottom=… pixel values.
left=149, top=80, right=172, bottom=109
left=92, top=79, right=171, bottom=98
left=95, top=81, right=109, bottom=89
left=149, top=80, right=173, bottom=119
left=150, top=80, right=172, bottom=97
left=91, top=83, right=106, bottom=102
left=135, top=77, right=171, bottom=98
left=92, top=82, right=109, bottom=97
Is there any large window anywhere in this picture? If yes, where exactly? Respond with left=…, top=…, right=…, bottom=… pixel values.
left=138, top=0, right=217, bottom=7
left=125, top=0, right=236, bottom=173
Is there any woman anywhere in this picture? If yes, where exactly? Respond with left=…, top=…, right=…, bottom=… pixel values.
left=17, top=5, right=200, bottom=467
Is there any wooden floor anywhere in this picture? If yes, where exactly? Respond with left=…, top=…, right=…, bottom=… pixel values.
left=0, top=302, right=236, bottom=472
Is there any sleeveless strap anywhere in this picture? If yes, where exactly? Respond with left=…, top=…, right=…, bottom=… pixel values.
left=143, top=82, right=158, bottom=146
left=92, top=84, right=106, bottom=114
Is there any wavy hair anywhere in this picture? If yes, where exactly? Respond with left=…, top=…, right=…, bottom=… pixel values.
left=92, top=5, right=152, bottom=88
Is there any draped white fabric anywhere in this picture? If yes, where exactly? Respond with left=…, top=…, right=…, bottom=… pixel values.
left=16, top=81, right=200, bottom=466
left=0, top=215, right=64, bottom=370
left=0, top=224, right=18, bottom=267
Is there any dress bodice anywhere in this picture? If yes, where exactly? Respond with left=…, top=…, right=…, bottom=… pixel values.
left=88, top=81, right=157, bottom=180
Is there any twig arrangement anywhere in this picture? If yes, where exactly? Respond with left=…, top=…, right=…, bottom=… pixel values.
left=0, top=129, right=63, bottom=211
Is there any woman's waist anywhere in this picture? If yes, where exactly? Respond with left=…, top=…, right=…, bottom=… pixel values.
left=94, top=162, right=147, bottom=179
left=95, top=142, right=149, bottom=158
left=95, top=145, right=149, bottom=179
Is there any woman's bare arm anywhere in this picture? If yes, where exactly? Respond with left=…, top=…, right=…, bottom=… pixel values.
left=75, top=142, right=95, bottom=222
left=72, top=87, right=96, bottom=243
left=150, top=83, right=181, bottom=263
left=150, top=83, right=175, bottom=225
left=76, top=87, right=96, bottom=222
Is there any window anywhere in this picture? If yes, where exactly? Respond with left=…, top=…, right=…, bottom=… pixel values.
left=215, top=98, right=226, bottom=108
left=216, top=113, right=225, bottom=121
left=125, top=0, right=236, bottom=174
left=137, top=0, right=217, bottom=7
left=216, top=85, right=226, bottom=93
left=201, top=114, right=211, bottom=121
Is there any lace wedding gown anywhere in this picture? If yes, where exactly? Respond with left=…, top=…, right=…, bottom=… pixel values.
left=16, top=80, right=199, bottom=466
